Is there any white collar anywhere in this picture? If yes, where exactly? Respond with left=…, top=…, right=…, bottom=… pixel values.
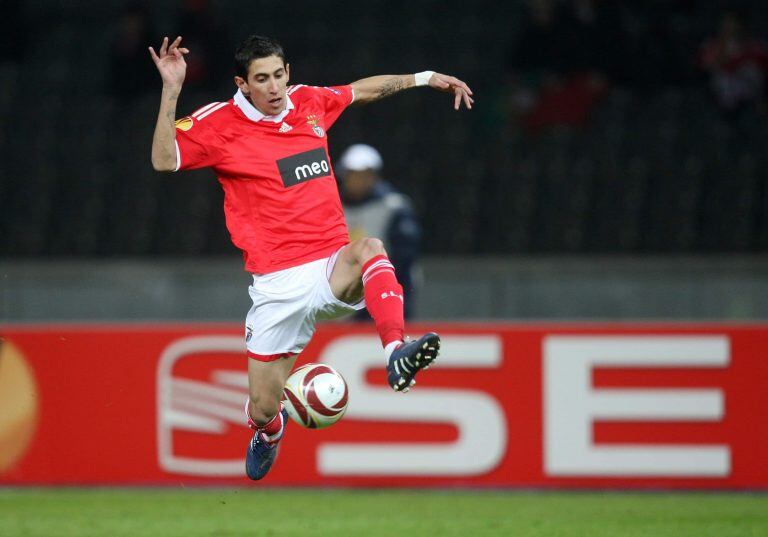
left=233, top=89, right=294, bottom=123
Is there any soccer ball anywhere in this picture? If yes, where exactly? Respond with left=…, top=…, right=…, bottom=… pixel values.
left=282, top=363, right=348, bottom=429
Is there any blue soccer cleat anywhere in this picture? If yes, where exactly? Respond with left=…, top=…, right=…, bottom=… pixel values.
left=245, top=408, right=287, bottom=481
left=386, top=332, right=441, bottom=392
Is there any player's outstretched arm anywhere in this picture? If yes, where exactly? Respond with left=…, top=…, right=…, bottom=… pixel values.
left=351, top=72, right=474, bottom=110
left=148, top=36, right=189, bottom=172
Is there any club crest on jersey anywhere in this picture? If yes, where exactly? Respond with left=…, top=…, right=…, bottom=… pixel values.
left=306, top=115, right=325, bottom=138
left=279, top=122, right=293, bottom=133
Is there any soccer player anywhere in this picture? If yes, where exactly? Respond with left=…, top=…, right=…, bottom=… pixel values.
left=149, top=35, right=473, bottom=480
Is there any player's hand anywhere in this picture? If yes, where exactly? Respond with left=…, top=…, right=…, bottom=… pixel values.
left=148, top=36, right=189, bottom=89
left=428, top=73, right=474, bottom=110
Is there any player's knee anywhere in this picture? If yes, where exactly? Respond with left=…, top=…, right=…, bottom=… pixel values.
left=248, top=393, right=281, bottom=425
left=355, top=237, right=386, bottom=262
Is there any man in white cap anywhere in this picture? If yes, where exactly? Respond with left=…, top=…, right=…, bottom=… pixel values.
left=339, top=144, right=421, bottom=319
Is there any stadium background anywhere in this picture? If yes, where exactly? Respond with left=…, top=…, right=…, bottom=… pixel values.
left=1, top=0, right=768, bottom=535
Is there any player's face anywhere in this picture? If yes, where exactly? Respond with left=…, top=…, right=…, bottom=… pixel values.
left=235, top=55, right=290, bottom=116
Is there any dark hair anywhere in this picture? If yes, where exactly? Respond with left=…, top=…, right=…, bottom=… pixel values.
left=234, top=35, right=286, bottom=79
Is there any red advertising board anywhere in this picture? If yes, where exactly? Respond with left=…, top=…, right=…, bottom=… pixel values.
left=1, top=323, right=767, bottom=488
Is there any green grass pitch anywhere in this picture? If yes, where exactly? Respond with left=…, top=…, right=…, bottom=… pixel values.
left=1, top=488, right=767, bottom=536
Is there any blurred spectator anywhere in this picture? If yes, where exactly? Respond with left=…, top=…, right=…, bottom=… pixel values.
left=107, top=1, right=157, bottom=99
left=505, top=0, right=611, bottom=130
left=699, top=11, right=768, bottom=119
left=338, top=144, right=421, bottom=320
left=173, top=0, right=230, bottom=93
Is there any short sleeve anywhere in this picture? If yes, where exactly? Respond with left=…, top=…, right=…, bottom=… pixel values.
left=317, top=85, right=354, bottom=129
left=174, top=114, right=223, bottom=171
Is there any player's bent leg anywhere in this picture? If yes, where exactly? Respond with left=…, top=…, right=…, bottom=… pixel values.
left=332, top=238, right=403, bottom=346
left=328, top=237, right=385, bottom=304
left=245, top=354, right=297, bottom=481
left=330, top=237, right=440, bottom=392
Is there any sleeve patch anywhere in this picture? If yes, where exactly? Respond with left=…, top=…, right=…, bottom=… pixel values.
left=175, top=117, right=194, bottom=131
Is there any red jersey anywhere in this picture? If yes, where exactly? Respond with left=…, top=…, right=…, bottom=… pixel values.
left=174, top=84, right=354, bottom=274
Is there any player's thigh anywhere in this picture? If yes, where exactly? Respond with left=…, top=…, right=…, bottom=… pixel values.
left=329, top=238, right=386, bottom=302
left=248, top=355, right=297, bottom=407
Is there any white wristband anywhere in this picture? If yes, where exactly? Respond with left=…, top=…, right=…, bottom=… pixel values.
left=414, top=70, right=434, bottom=87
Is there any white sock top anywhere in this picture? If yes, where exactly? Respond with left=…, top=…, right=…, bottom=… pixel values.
left=384, top=340, right=403, bottom=361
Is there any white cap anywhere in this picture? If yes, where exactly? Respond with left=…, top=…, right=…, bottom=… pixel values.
left=339, top=144, right=383, bottom=172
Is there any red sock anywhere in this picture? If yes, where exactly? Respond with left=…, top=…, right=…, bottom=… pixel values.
left=245, top=400, right=285, bottom=446
left=362, top=255, right=405, bottom=347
